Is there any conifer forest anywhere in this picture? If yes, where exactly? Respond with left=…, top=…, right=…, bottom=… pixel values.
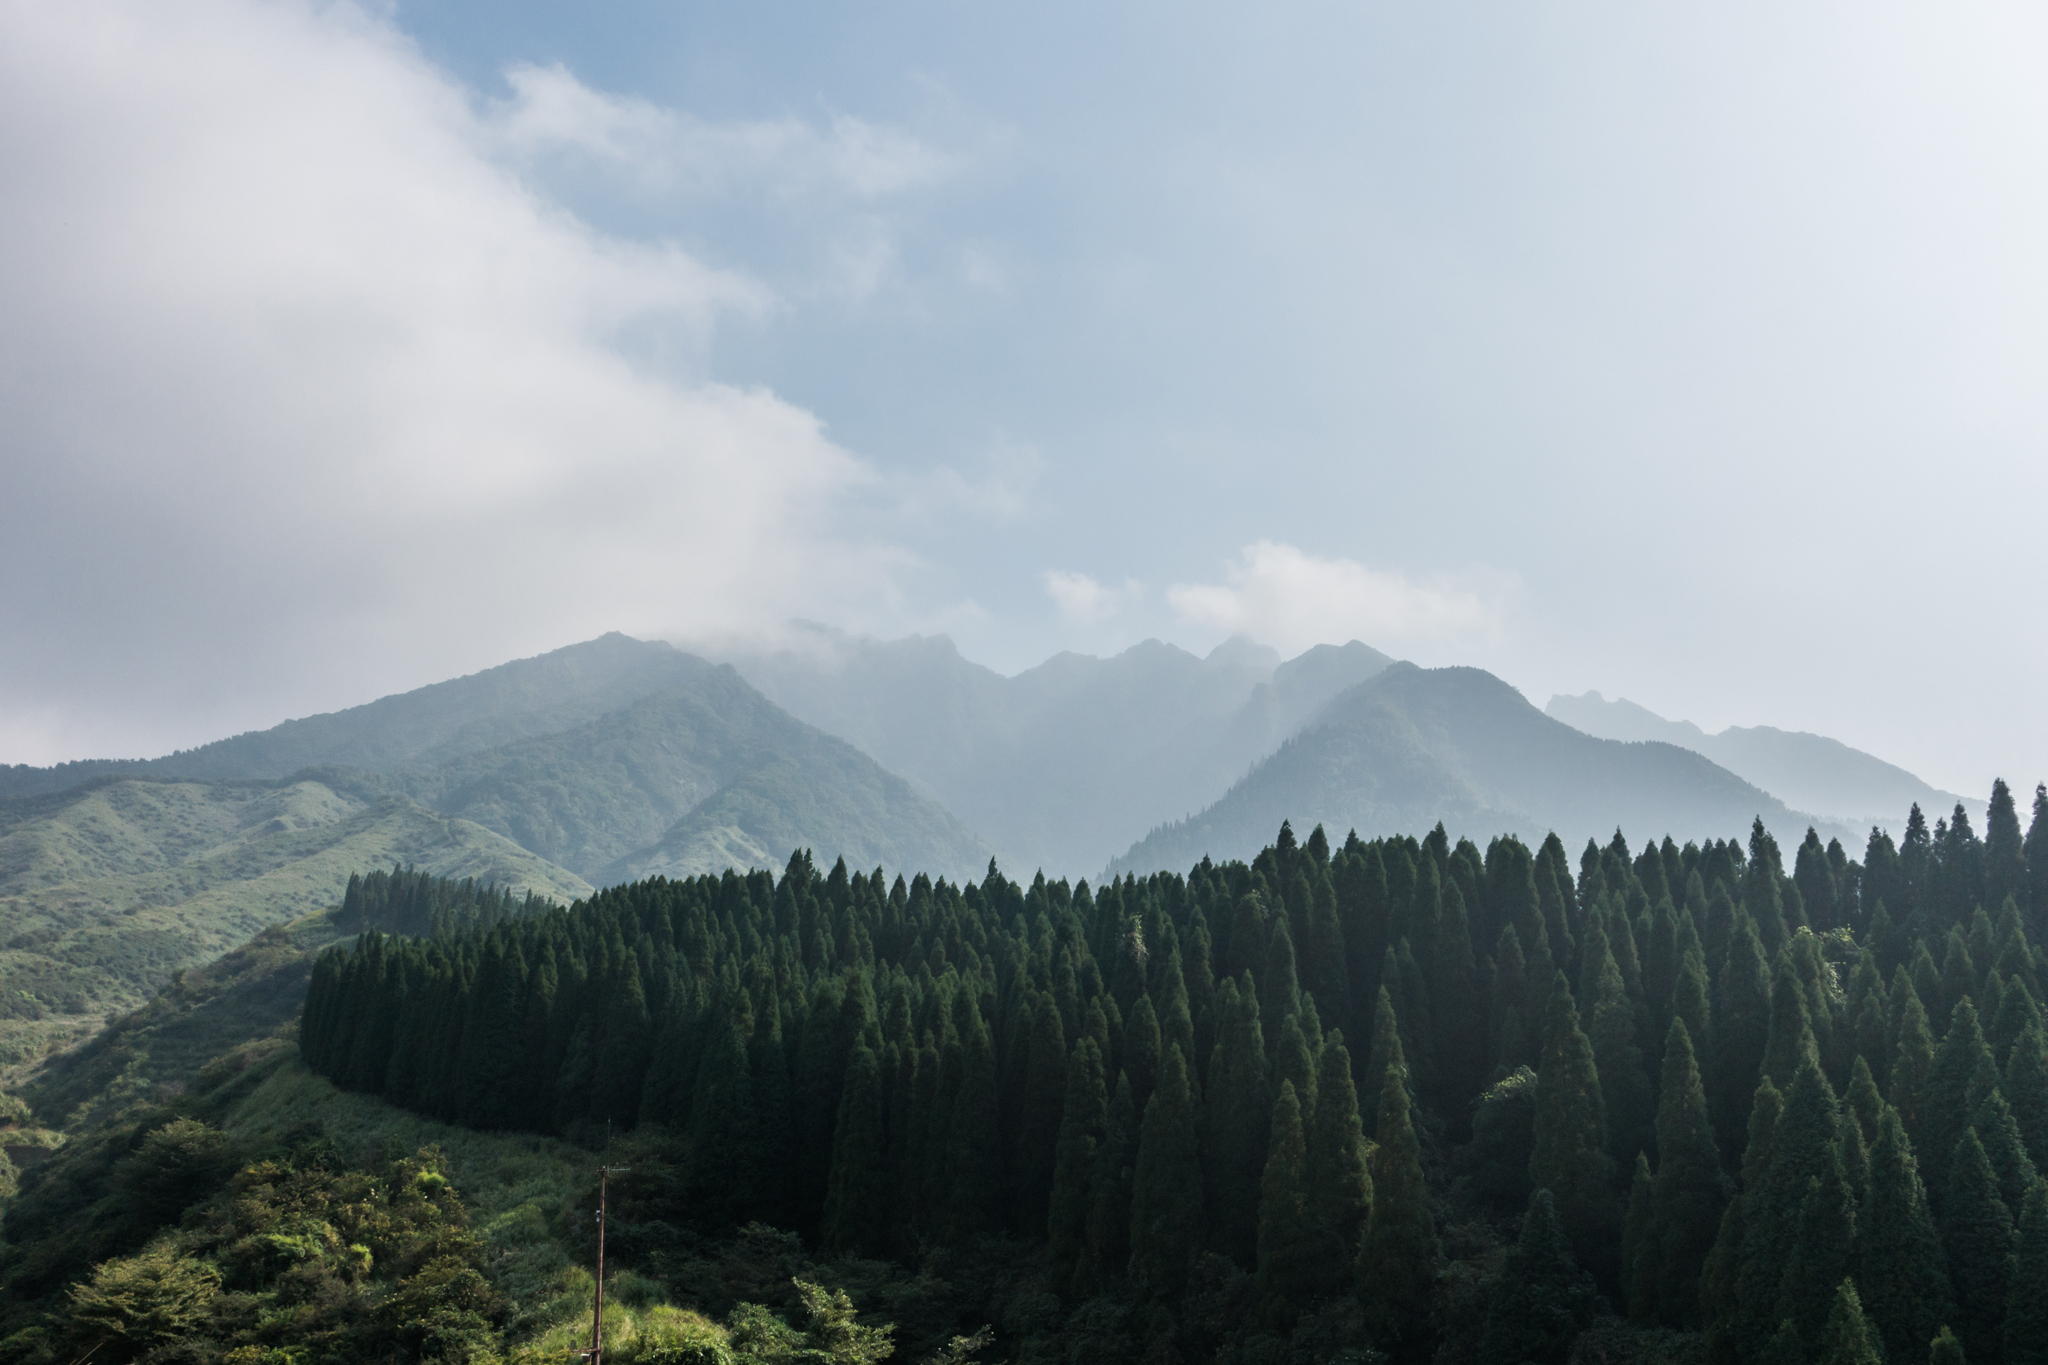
left=295, top=779, right=2048, bottom=1365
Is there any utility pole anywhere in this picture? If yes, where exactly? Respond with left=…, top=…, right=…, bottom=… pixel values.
left=580, top=1163, right=628, bottom=1365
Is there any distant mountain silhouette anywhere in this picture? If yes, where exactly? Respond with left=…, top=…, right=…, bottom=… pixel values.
left=717, top=627, right=1395, bottom=873
left=1112, top=663, right=1850, bottom=874
left=1544, top=689, right=1970, bottom=823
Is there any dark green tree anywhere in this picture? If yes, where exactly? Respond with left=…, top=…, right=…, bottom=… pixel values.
left=1048, top=1038, right=1108, bottom=1281
left=1479, top=1188, right=1603, bottom=1365
left=945, top=997, right=1002, bottom=1240
left=1588, top=935, right=1656, bottom=1175
left=688, top=1012, right=760, bottom=1228
left=2006, top=1025, right=2048, bottom=1175
left=1529, top=971, right=1619, bottom=1286
left=2006, top=1179, right=2048, bottom=1365
left=1973, top=1088, right=2039, bottom=1215
left=1894, top=982, right=1939, bottom=1145
left=1302, top=1033, right=1372, bottom=1298
left=1733, top=1058, right=1842, bottom=1362
left=1014, top=996, right=1068, bottom=1233
left=822, top=1041, right=889, bottom=1255
left=1624, top=1153, right=1657, bottom=1322
left=1491, top=924, right=1534, bottom=1075
left=1124, top=994, right=1163, bottom=1119
left=1763, top=959, right=1818, bottom=1089
left=1128, top=1043, right=1202, bottom=1298
left=1203, top=976, right=1270, bottom=1264
left=1715, top=912, right=1773, bottom=1157
left=1081, top=1071, right=1138, bottom=1295
left=1924, top=1001, right=1996, bottom=1208
left=1673, top=938, right=1715, bottom=1082
left=1647, top=1017, right=1730, bottom=1327
left=1363, top=985, right=1403, bottom=1141
left=1779, top=1162, right=1856, bottom=1347
left=1845, top=1055, right=1884, bottom=1148
left=1858, top=1104, right=1953, bottom=1364
left=1360, top=1034, right=1436, bottom=1358
left=1987, top=780, right=2029, bottom=919
left=1816, top=1279, right=1885, bottom=1365
left=1704, top=1079, right=1783, bottom=1365
left=1257, top=1080, right=1316, bottom=1321
left=1944, top=1128, right=2018, bottom=1364
left=1273, top=1010, right=1319, bottom=1122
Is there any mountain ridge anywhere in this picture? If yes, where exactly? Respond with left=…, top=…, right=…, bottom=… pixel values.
left=714, top=627, right=1395, bottom=873
left=1112, top=662, right=1853, bottom=873
left=1544, top=688, right=1973, bottom=823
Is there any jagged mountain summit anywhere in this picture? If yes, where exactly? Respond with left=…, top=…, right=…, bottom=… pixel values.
left=1544, top=689, right=1970, bottom=824
left=1112, top=662, right=1847, bottom=873
left=713, top=626, right=1395, bottom=874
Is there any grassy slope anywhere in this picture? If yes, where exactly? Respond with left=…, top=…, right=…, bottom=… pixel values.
left=20, top=905, right=349, bottom=1131
left=0, top=779, right=590, bottom=1081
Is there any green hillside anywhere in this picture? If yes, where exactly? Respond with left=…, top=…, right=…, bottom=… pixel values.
left=0, top=925, right=1015, bottom=1364
left=402, top=667, right=993, bottom=885
left=1, top=635, right=995, bottom=893
left=0, top=779, right=590, bottom=1081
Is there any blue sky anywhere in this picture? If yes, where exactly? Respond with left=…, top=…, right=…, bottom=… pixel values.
left=3, top=0, right=2045, bottom=799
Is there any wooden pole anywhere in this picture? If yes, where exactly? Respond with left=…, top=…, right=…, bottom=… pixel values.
left=584, top=1163, right=628, bottom=1364
left=592, top=1165, right=608, bottom=1365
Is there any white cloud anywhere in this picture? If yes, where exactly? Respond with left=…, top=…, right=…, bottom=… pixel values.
left=1167, top=542, right=1502, bottom=655
left=493, top=62, right=952, bottom=202
left=1043, top=571, right=1143, bottom=626
left=0, top=0, right=916, bottom=762
left=891, top=440, right=1046, bottom=522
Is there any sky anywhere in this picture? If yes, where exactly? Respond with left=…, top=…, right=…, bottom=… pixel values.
left=2, top=0, right=2045, bottom=798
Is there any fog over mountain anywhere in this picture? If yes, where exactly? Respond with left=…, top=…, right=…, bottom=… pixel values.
left=713, top=627, right=1394, bottom=874
left=1545, top=689, right=1973, bottom=826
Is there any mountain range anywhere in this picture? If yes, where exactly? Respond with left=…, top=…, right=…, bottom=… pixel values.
left=1110, top=663, right=1855, bottom=873
left=0, top=636, right=992, bottom=1074
left=1544, top=689, right=1972, bottom=824
left=713, top=626, right=1396, bottom=874
left=0, top=628, right=1976, bottom=1038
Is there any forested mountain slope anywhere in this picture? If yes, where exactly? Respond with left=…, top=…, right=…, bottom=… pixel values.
left=1113, top=664, right=1849, bottom=874
left=0, top=632, right=699, bottom=800
left=1546, top=689, right=1970, bottom=824
left=720, top=627, right=1395, bottom=872
left=272, top=777, right=2048, bottom=1364
left=0, top=777, right=590, bottom=1081
left=0, top=635, right=994, bottom=896
left=397, top=668, right=994, bottom=885
left=0, top=870, right=997, bottom=1365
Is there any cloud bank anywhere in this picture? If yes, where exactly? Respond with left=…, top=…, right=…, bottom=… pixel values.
left=0, top=0, right=932, bottom=762
left=1168, top=542, right=1502, bottom=657
left=1042, top=570, right=1144, bottom=626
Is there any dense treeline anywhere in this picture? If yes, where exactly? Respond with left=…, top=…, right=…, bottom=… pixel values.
left=303, top=780, right=2048, bottom=1363
left=341, top=865, right=557, bottom=940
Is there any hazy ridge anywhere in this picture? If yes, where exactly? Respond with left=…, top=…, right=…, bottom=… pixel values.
left=1113, top=662, right=1855, bottom=873
left=1545, top=689, right=1972, bottom=824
